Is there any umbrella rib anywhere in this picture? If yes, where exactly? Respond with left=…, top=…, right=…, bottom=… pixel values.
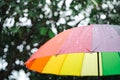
left=41, top=56, right=52, bottom=73
left=97, top=52, right=100, bottom=79
left=58, top=54, right=68, bottom=75
left=55, top=29, right=75, bottom=55
left=80, top=53, right=85, bottom=76
left=118, top=52, right=120, bottom=57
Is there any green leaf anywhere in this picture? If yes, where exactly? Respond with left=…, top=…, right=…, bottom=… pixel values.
left=28, top=11, right=36, bottom=18
left=96, top=0, right=102, bottom=4
left=90, top=0, right=98, bottom=6
left=48, top=30, right=55, bottom=38
left=40, top=27, right=47, bottom=36
left=11, top=26, right=20, bottom=34
left=0, top=0, right=5, bottom=7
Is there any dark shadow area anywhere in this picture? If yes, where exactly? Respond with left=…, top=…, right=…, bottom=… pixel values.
left=31, top=72, right=120, bottom=80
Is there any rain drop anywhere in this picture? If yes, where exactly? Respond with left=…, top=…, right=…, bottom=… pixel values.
left=76, top=40, right=79, bottom=44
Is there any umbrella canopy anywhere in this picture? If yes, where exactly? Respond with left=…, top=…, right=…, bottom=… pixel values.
left=25, top=24, right=120, bottom=76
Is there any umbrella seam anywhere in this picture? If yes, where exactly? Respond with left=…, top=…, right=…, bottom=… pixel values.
left=80, top=53, right=85, bottom=76
left=55, top=28, right=76, bottom=55
left=58, top=54, right=68, bottom=75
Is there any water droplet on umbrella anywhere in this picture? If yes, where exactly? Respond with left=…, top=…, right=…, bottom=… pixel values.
left=76, top=41, right=79, bottom=44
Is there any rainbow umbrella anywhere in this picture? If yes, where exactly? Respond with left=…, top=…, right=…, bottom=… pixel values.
left=25, top=24, right=120, bottom=76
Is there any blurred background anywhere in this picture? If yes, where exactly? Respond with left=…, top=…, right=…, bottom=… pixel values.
left=0, top=0, right=120, bottom=80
